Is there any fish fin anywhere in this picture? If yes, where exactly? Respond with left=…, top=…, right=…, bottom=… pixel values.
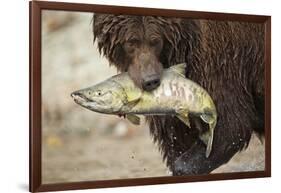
left=126, top=97, right=141, bottom=109
left=176, top=108, right=191, bottom=128
left=126, top=92, right=142, bottom=103
left=200, top=113, right=213, bottom=124
left=199, top=115, right=216, bottom=158
left=176, top=114, right=191, bottom=128
left=170, top=63, right=186, bottom=76
left=126, top=114, right=141, bottom=125
left=199, top=131, right=212, bottom=158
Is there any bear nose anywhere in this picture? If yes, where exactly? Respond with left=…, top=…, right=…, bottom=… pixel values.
left=142, top=74, right=161, bottom=91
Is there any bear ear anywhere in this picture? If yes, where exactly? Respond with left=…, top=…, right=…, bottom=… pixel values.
left=93, top=13, right=111, bottom=41
left=170, top=63, right=187, bottom=76
left=93, top=14, right=105, bottom=40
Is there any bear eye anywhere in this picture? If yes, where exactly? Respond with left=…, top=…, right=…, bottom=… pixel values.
left=127, top=38, right=139, bottom=46
left=150, top=38, right=161, bottom=46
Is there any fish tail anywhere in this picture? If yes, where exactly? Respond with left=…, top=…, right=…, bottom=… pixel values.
left=205, top=119, right=216, bottom=158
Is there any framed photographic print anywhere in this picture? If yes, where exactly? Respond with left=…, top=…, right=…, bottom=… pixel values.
left=29, top=0, right=271, bottom=192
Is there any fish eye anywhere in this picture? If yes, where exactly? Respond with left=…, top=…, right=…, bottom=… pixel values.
left=97, top=90, right=102, bottom=96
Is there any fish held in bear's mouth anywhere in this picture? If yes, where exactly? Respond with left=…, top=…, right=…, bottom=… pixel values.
left=71, top=63, right=217, bottom=158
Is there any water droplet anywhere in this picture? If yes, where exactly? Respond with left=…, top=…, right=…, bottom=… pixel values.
left=166, top=169, right=172, bottom=175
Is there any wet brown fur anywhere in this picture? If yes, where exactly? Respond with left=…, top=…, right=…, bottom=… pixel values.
left=93, top=14, right=264, bottom=175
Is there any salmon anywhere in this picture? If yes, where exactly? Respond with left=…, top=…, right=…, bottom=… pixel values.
left=71, top=63, right=217, bottom=157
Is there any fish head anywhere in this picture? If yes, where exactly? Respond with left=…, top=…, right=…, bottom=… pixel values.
left=71, top=80, right=127, bottom=114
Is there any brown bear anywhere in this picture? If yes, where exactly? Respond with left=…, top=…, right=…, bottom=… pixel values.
left=92, top=14, right=264, bottom=175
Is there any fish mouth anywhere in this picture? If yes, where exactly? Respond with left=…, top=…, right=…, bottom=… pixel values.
left=71, top=92, right=108, bottom=113
left=71, top=92, right=94, bottom=103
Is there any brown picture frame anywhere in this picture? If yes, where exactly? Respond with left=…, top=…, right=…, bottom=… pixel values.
left=29, top=0, right=271, bottom=192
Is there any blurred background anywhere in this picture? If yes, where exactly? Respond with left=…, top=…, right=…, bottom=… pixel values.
left=41, top=10, right=265, bottom=184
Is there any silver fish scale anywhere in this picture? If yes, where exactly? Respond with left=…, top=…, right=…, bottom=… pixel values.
left=150, top=71, right=206, bottom=114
